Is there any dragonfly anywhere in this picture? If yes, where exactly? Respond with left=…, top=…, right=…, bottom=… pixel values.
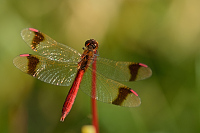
left=13, top=28, right=152, bottom=122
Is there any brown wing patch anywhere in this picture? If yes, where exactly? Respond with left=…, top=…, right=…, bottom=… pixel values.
left=112, top=87, right=132, bottom=106
left=31, top=31, right=44, bottom=50
left=27, top=54, right=40, bottom=76
left=128, top=63, right=141, bottom=81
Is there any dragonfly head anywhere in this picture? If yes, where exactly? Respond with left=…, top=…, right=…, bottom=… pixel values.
left=85, top=39, right=98, bottom=51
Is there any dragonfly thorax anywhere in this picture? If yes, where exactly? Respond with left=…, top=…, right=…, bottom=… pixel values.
left=77, top=39, right=98, bottom=71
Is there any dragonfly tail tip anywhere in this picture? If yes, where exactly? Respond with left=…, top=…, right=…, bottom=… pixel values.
left=60, top=117, right=65, bottom=122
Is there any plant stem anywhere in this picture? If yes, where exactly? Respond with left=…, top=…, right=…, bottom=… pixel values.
left=91, top=50, right=99, bottom=133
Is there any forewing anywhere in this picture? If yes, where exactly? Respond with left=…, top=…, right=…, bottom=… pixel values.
left=80, top=68, right=141, bottom=107
left=21, top=28, right=81, bottom=62
left=95, top=57, right=152, bottom=82
left=13, top=54, right=78, bottom=86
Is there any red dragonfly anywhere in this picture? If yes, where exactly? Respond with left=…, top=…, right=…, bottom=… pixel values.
left=13, top=28, right=152, bottom=121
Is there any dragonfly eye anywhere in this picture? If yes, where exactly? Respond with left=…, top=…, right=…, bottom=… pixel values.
left=85, top=39, right=98, bottom=50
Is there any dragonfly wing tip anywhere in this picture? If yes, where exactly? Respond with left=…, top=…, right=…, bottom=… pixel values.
left=29, top=28, right=39, bottom=32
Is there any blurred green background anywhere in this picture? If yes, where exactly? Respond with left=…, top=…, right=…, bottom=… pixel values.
left=1, top=0, right=200, bottom=133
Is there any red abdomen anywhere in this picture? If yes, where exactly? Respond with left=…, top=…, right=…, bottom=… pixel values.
left=60, top=69, right=84, bottom=121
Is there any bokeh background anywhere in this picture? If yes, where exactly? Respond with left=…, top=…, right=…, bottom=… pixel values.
left=1, top=0, right=200, bottom=133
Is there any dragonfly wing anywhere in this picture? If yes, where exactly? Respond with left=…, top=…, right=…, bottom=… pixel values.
left=13, top=54, right=78, bottom=86
left=94, top=57, right=152, bottom=82
left=21, top=28, right=81, bottom=62
left=80, top=68, right=141, bottom=107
